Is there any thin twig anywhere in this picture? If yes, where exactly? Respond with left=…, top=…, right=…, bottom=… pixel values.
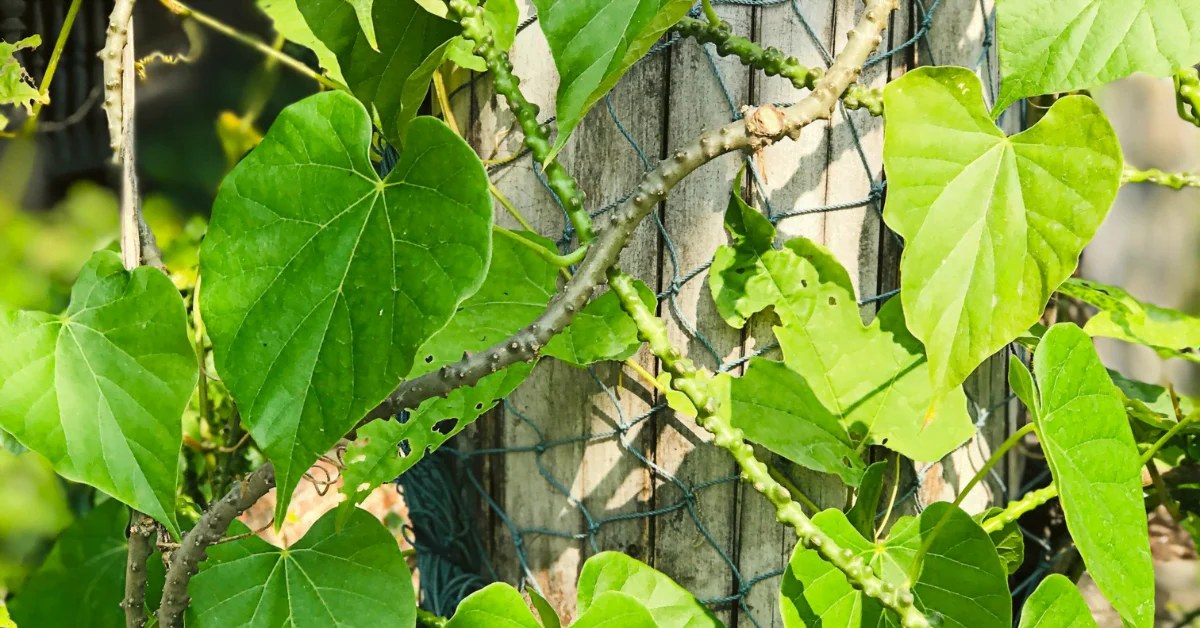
left=20, top=0, right=83, bottom=133
left=158, top=0, right=343, bottom=91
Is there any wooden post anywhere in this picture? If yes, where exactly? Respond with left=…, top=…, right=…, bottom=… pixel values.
left=454, top=1, right=1015, bottom=624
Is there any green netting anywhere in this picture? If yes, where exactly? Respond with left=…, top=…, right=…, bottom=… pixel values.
left=391, top=1, right=1057, bottom=625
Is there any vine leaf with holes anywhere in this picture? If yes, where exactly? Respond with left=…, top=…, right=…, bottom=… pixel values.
left=335, top=230, right=558, bottom=526
left=710, top=182, right=975, bottom=481
left=1015, top=575, right=1098, bottom=628
left=0, top=250, right=196, bottom=537
left=531, top=0, right=694, bottom=163
left=200, top=91, right=492, bottom=527
left=882, top=66, right=1122, bottom=419
left=1019, top=323, right=1154, bottom=628
left=780, top=503, right=1010, bottom=627
left=8, top=499, right=165, bottom=626
left=0, top=34, right=47, bottom=131
left=996, top=0, right=1200, bottom=112
left=1058, top=277, right=1200, bottom=363
left=299, top=0, right=458, bottom=146
left=186, top=508, right=415, bottom=627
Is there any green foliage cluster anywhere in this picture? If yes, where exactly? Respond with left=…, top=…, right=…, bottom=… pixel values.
left=4, top=0, right=1200, bottom=626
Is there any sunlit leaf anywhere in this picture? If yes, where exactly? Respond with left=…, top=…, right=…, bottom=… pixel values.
left=257, top=0, right=346, bottom=84
left=882, top=66, right=1121, bottom=415
left=1109, top=369, right=1199, bottom=432
left=1016, top=575, right=1097, bottom=628
left=446, top=583, right=543, bottom=628
left=1028, top=323, right=1154, bottom=628
left=200, top=91, right=491, bottom=525
left=9, top=499, right=164, bottom=628
left=187, top=508, right=415, bottom=627
left=780, top=503, right=1010, bottom=627
left=335, top=230, right=556, bottom=524
left=300, top=0, right=458, bottom=146
left=997, top=0, right=1200, bottom=111
left=544, top=282, right=651, bottom=367
left=531, top=0, right=692, bottom=163
left=0, top=251, right=195, bottom=536
left=1059, top=277, right=1200, bottom=363
left=577, top=551, right=721, bottom=628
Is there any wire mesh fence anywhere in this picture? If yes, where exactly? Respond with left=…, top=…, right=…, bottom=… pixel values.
left=389, top=1, right=1056, bottom=625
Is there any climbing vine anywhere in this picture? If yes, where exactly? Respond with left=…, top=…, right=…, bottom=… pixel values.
left=3, top=0, right=1200, bottom=627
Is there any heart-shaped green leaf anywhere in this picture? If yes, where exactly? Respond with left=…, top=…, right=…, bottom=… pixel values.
left=780, top=503, right=1010, bottom=628
left=882, top=66, right=1121, bottom=416
left=0, top=251, right=195, bottom=536
left=578, top=551, right=721, bottom=628
left=531, top=0, right=693, bottom=163
left=996, top=0, right=1200, bottom=111
left=543, top=282, right=652, bottom=367
left=300, top=0, right=458, bottom=146
left=336, top=230, right=558, bottom=524
left=187, top=507, right=415, bottom=627
left=200, top=91, right=492, bottom=525
left=1029, top=323, right=1154, bottom=628
left=716, top=210, right=975, bottom=476
left=9, top=499, right=165, bottom=628
left=1059, top=277, right=1200, bottom=363
left=1016, top=575, right=1097, bottom=628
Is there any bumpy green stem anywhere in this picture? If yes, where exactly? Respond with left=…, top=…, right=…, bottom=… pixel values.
left=671, top=17, right=883, bottom=115
left=606, top=267, right=930, bottom=628
left=981, top=485, right=1057, bottom=534
left=1123, top=166, right=1200, bottom=190
left=449, top=0, right=596, bottom=244
left=1177, top=67, right=1200, bottom=127
left=416, top=608, right=449, bottom=628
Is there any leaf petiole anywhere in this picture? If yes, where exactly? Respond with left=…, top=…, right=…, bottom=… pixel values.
left=493, top=225, right=587, bottom=268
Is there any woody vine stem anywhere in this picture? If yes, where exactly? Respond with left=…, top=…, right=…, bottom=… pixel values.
left=129, top=0, right=917, bottom=624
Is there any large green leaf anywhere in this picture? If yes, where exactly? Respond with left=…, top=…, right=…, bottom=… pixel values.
left=1030, top=323, right=1154, bottom=628
left=996, top=0, right=1200, bottom=111
left=543, top=282, right=652, bottom=367
left=882, top=66, right=1121, bottom=416
left=258, top=0, right=346, bottom=84
left=335, top=231, right=556, bottom=524
left=187, top=508, right=415, bottom=627
left=0, top=251, right=195, bottom=536
left=300, top=0, right=458, bottom=146
left=1059, top=278, right=1200, bottom=363
left=713, top=178, right=974, bottom=468
left=448, top=583, right=658, bottom=628
left=1016, top=575, right=1097, bottom=628
left=780, top=503, right=1010, bottom=628
left=200, top=91, right=492, bottom=525
left=531, top=0, right=693, bottom=163
left=577, top=551, right=721, bottom=628
left=9, top=499, right=164, bottom=627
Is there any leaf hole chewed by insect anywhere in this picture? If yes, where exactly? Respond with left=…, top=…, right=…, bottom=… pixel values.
left=424, top=355, right=434, bottom=363
left=432, top=418, right=459, bottom=435
left=475, top=402, right=484, bottom=410
left=828, top=296, right=836, bottom=306
left=801, top=279, right=808, bottom=288
left=398, top=439, right=412, bottom=457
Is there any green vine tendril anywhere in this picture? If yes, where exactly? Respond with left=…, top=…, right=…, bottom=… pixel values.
left=606, top=267, right=932, bottom=628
